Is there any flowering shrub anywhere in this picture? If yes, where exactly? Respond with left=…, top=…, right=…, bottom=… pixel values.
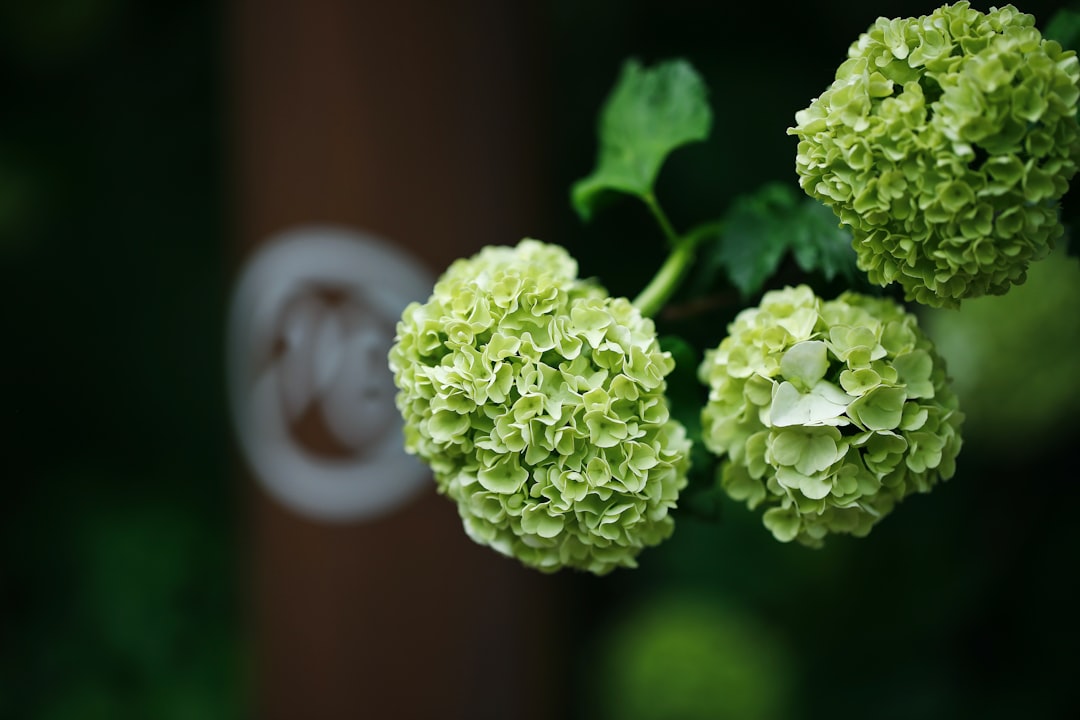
left=699, top=286, right=964, bottom=546
left=387, top=1, right=1080, bottom=569
left=388, top=240, right=690, bottom=574
left=790, top=2, right=1080, bottom=307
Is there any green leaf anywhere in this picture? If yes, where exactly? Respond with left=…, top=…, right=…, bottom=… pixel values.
left=702, top=183, right=862, bottom=299
left=659, top=334, right=699, bottom=385
left=790, top=197, right=860, bottom=285
left=571, top=58, right=713, bottom=220
left=711, top=183, right=798, bottom=298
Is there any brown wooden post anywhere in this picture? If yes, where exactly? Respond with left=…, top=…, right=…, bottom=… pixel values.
left=227, top=2, right=559, bottom=718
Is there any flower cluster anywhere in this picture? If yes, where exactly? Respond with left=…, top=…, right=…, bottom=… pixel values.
left=389, top=239, right=690, bottom=574
left=699, top=286, right=963, bottom=546
left=789, top=2, right=1080, bottom=308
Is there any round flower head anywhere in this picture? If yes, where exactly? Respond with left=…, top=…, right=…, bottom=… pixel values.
left=389, top=239, right=690, bottom=574
left=699, top=285, right=963, bottom=546
left=789, top=2, right=1080, bottom=308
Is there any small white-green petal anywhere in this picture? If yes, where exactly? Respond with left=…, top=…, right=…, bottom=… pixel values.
left=780, top=340, right=831, bottom=388
left=848, top=386, right=907, bottom=431
left=894, top=350, right=935, bottom=398
left=763, top=507, right=801, bottom=543
left=770, top=381, right=852, bottom=427
left=795, top=431, right=844, bottom=476
left=477, top=456, right=528, bottom=494
left=798, top=471, right=834, bottom=501
left=521, top=506, right=566, bottom=539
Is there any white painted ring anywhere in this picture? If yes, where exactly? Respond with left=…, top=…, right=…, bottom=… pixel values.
left=227, top=225, right=433, bottom=522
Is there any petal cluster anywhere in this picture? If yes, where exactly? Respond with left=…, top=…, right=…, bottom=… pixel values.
left=789, top=2, right=1080, bottom=308
left=389, top=239, right=690, bottom=574
left=699, top=286, right=963, bottom=546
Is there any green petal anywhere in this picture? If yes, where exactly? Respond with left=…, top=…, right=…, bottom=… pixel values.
left=848, top=386, right=907, bottom=431
left=477, top=455, right=528, bottom=494
left=521, top=506, right=566, bottom=539
left=770, top=381, right=852, bottom=427
left=763, top=507, right=801, bottom=543
left=780, top=340, right=831, bottom=389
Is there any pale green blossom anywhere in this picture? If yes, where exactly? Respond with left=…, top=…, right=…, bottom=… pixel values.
left=790, top=2, right=1080, bottom=307
left=389, top=239, right=690, bottom=574
left=700, top=285, right=963, bottom=546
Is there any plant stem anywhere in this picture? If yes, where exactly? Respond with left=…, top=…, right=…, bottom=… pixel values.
left=633, top=236, right=698, bottom=318
left=642, top=192, right=680, bottom=248
left=633, top=198, right=722, bottom=318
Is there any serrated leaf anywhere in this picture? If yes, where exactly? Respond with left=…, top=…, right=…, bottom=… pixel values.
left=712, top=183, right=799, bottom=298
left=571, top=58, right=712, bottom=220
left=704, top=183, right=863, bottom=298
left=790, top=197, right=859, bottom=284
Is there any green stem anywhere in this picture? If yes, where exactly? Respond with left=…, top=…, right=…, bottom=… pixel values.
left=633, top=198, right=722, bottom=319
left=633, top=236, right=698, bottom=318
left=642, top=192, right=680, bottom=248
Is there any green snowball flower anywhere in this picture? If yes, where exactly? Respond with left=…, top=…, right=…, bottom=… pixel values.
left=389, top=239, right=690, bottom=574
left=789, top=2, right=1080, bottom=308
left=699, top=285, right=963, bottom=547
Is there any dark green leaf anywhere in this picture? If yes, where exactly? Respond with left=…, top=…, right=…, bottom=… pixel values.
left=702, top=183, right=863, bottom=298
left=571, top=58, right=712, bottom=220
left=790, top=196, right=859, bottom=285
left=712, top=183, right=799, bottom=298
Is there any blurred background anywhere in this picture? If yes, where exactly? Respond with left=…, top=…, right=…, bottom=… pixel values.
left=4, top=1, right=1079, bottom=719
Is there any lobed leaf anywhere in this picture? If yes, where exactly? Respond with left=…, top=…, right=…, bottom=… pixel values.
left=572, top=58, right=712, bottom=220
left=703, top=183, right=861, bottom=299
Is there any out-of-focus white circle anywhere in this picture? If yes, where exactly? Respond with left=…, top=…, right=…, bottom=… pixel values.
left=227, top=225, right=433, bottom=522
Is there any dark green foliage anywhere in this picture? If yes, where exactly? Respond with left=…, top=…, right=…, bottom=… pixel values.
left=689, top=183, right=863, bottom=301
